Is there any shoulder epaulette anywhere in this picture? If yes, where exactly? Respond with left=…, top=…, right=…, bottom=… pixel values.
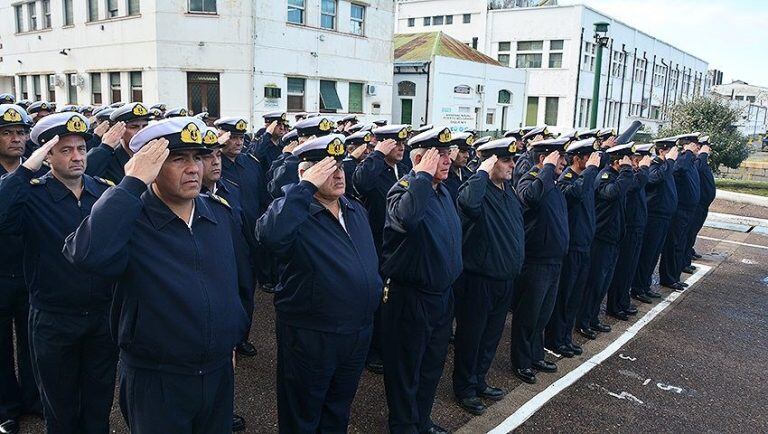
left=564, top=172, right=573, bottom=179
left=601, top=172, right=610, bottom=179
left=248, top=154, right=260, bottom=163
left=398, top=179, right=410, bottom=188
left=223, top=177, right=239, bottom=187
left=94, top=176, right=116, bottom=187
left=206, top=193, right=231, bottom=209
left=529, top=171, right=538, bottom=177
left=29, top=177, right=46, bottom=186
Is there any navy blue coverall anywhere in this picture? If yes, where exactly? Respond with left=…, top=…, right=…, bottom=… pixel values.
left=660, top=150, right=699, bottom=286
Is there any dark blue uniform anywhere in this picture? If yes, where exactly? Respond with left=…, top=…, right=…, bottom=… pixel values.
left=443, top=165, right=473, bottom=203
left=512, top=163, right=569, bottom=370
left=267, top=153, right=299, bottom=199
left=659, top=150, right=699, bottom=286
left=0, top=163, right=41, bottom=424
left=512, top=151, right=533, bottom=187
left=632, top=156, right=677, bottom=295
left=380, top=171, right=462, bottom=433
left=85, top=143, right=131, bottom=182
left=341, top=156, right=362, bottom=198
left=63, top=176, right=251, bottom=433
left=251, top=131, right=284, bottom=173
left=256, top=181, right=381, bottom=433
left=685, top=152, right=715, bottom=267
left=544, top=165, right=598, bottom=351
left=0, top=166, right=116, bottom=434
left=577, top=164, right=634, bottom=330
left=452, top=171, right=523, bottom=399
left=607, top=166, right=649, bottom=315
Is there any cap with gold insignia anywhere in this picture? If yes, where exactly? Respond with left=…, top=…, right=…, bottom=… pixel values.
left=294, top=116, right=334, bottom=138
left=150, top=103, right=167, bottom=112
left=373, top=119, right=388, bottom=127
left=128, top=117, right=211, bottom=155
left=0, top=104, right=32, bottom=129
left=57, top=104, right=80, bottom=113
left=202, top=126, right=222, bottom=148
left=263, top=111, right=288, bottom=125
left=109, top=102, right=126, bottom=108
left=503, top=127, right=535, bottom=140
left=476, top=137, right=521, bottom=158
left=339, top=114, right=357, bottom=124
left=347, top=123, right=365, bottom=134
left=293, top=134, right=346, bottom=162
left=281, top=129, right=299, bottom=145
left=214, top=117, right=249, bottom=136
left=194, top=112, right=209, bottom=122
left=148, top=108, right=164, bottom=121
left=564, top=137, right=599, bottom=155
left=449, top=132, right=475, bottom=151
left=576, top=128, right=600, bottom=140
left=373, top=124, right=410, bottom=141
left=30, top=112, right=92, bottom=146
left=675, top=132, right=701, bottom=145
left=110, top=102, right=151, bottom=123
left=27, top=101, right=54, bottom=115
left=633, top=143, right=655, bottom=156
left=606, top=142, right=636, bottom=158
left=346, top=130, right=374, bottom=147
left=0, top=94, right=15, bottom=105
left=16, top=99, right=31, bottom=110
left=473, top=136, right=491, bottom=147
left=597, top=128, right=616, bottom=140
left=652, top=136, right=677, bottom=150
left=95, top=108, right=116, bottom=123
left=698, top=134, right=710, bottom=145
left=408, top=127, right=452, bottom=149
left=522, top=126, right=553, bottom=142
left=529, top=136, right=569, bottom=154
left=78, top=105, right=94, bottom=115
left=164, top=107, right=189, bottom=118
left=412, top=124, right=433, bottom=135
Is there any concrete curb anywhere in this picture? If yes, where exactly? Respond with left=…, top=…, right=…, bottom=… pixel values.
left=715, top=189, right=768, bottom=207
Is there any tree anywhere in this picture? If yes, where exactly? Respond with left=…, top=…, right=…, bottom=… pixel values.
left=657, top=97, right=750, bottom=173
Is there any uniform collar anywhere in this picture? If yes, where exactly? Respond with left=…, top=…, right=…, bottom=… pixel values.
left=309, top=195, right=357, bottom=216
left=143, top=187, right=218, bottom=230
left=44, top=173, right=101, bottom=202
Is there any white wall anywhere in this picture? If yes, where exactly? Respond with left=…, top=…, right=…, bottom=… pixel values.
left=395, top=0, right=486, bottom=47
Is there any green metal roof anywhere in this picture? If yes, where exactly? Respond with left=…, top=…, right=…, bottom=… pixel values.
left=394, top=32, right=502, bottom=66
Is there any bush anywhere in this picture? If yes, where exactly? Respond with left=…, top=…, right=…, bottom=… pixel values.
left=657, top=97, right=751, bottom=173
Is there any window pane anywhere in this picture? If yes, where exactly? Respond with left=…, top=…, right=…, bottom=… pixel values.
left=498, top=90, right=511, bottom=104
left=548, top=53, right=562, bottom=68
left=525, top=97, right=538, bottom=126
left=498, top=42, right=510, bottom=52
left=321, top=0, right=335, bottom=14
left=550, top=40, right=563, bottom=50
left=463, top=13, right=471, bottom=23
left=348, top=82, right=363, bottom=113
left=108, top=0, right=118, bottom=17
left=43, top=0, right=51, bottom=28
left=544, top=97, right=559, bottom=125
left=516, top=53, right=541, bottom=68
left=28, top=3, right=38, bottom=30
left=88, top=0, right=99, bottom=21
left=130, top=71, right=142, bottom=87
left=287, top=78, right=305, bottom=111
left=433, top=16, right=443, bottom=25
left=351, top=4, right=364, bottom=19
left=321, top=15, right=334, bottom=29
left=287, top=78, right=305, bottom=94
left=423, top=17, right=430, bottom=25
left=517, top=40, right=542, bottom=51
left=407, top=18, right=414, bottom=27
left=319, top=80, right=342, bottom=112
left=497, top=54, right=510, bottom=66
left=129, top=0, right=140, bottom=15
left=445, top=15, right=453, bottom=24
left=15, top=6, right=23, bottom=32
left=398, top=81, right=416, bottom=97
left=287, top=8, right=303, bottom=24
left=64, top=0, right=74, bottom=25
left=33, top=76, right=41, bottom=100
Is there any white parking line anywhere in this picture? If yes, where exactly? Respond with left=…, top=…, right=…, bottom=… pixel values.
left=697, top=235, right=768, bottom=250
left=488, top=263, right=712, bottom=434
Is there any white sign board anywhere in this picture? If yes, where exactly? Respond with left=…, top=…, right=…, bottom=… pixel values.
left=438, top=107, right=476, bottom=132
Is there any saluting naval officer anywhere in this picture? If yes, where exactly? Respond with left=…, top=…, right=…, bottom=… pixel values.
left=512, top=126, right=553, bottom=188
left=0, top=105, right=41, bottom=434
left=23, top=102, right=56, bottom=158
left=64, top=116, right=252, bottom=433
left=341, top=130, right=374, bottom=198
left=250, top=112, right=290, bottom=172
left=443, top=131, right=475, bottom=202
left=683, top=136, right=715, bottom=272
left=543, top=138, right=601, bottom=358
left=452, top=137, right=524, bottom=416
left=256, top=134, right=381, bottom=433
left=511, top=139, right=568, bottom=385
left=380, top=127, right=462, bottom=434
left=0, top=95, right=14, bottom=105
left=85, top=102, right=151, bottom=182
left=352, top=123, right=411, bottom=374
left=0, top=112, right=118, bottom=434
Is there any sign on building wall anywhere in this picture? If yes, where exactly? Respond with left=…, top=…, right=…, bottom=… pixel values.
left=453, top=85, right=471, bottom=94
left=438, top=106, right=475, bottom=132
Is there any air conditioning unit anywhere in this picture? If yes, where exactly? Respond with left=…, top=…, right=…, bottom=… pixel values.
left=476, top=84, right=485, bottom=94
left=50, top=74, right=65, bottom=87
left=49, top=75, right=57, bottom=87
left=366, top=84, right=377, bottom=96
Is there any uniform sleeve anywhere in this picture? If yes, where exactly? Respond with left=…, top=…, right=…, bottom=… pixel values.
left=646, top=159, right=667, bottom=185
left=226, top=204, right=255, bottom=332
left=267, top=154, right=299, bottom=199
left=512, top=157, right=532, bottom=187
left=633, top=166, right=650, bottom=191
left=86, top=135, right=103, bottom=150
left=696, top=152, right=710, bottom=172
left=63, top=175, right=146, bottom=278
left=0, top=165, right=35, bottom=235
left=352, top=150, right=388, bottom=195
left=598, top=165, right=634, bottom=200
left=84, top=143, right=116, bottom=177
left=253, top=132, right=276, bottom=170
left=255, top=180, right=316, bottom=258
left=385, top=171, right=434, bottom=233
left=457, top=170, right=489, bottom=219
left=517, top=163, right=555, bottom=208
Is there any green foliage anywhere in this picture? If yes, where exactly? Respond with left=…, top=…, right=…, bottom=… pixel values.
left=715, top=178, right=768, bottom=197
left=656, top=97, right=751, bottom=173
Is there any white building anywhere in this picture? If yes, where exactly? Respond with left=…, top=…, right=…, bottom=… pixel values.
left=0, top=0, right=394, bottom=125
left=395, top=0, right=709, bottom=134
left=393, top=31, right=526, bottom=133
left=711, top=80, right=768, bottom=138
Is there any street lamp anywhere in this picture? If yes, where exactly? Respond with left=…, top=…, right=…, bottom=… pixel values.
left=589, top=22, right=610, bottom=128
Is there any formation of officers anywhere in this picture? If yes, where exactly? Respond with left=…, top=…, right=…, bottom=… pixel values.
left=0, top=91, right=716, bottom=434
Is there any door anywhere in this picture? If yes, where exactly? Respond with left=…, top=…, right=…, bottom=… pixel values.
left=187, top=72, right=220, bottom=118
left=400, top=99, right=413, bottom=125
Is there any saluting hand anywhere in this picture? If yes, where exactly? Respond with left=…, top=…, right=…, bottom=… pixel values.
left=374, top=139, right=397, bottom=156
left=601, top=136, right=617, bottom=149
left=478, top=155, right=498, bottom=174
left=666, top=146, right=679, bottom=161
left=124, top=138, right=169, bottom=185
left=620, top=156, right=632, bottom=166
left=93, top=120, right=111, bottom=138
left=282, top=140, right=298, bottom=154
left=217, top=131, right=231, bottom=145
left=302, top=157, right=338, bottom=189
left=350, top=143, right=368, bottom=160
left=449, top=146, right=459, bottom=161
left=102, top=122, right=126, bottom=149
left=543, top=150, right=561, bottom=166
left=266, top=120, right=279, bottom=135
left=699, top=144, right=711, bottom=155
left=639, top=155, right=652, bottom=167
left=22, top=135, right=59, bottom=172
left=413, top=148, right=440, bottom=177
left=586, top=152, right=601, bottom=168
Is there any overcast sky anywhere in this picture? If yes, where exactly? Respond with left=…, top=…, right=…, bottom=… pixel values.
left=559, top=0, right=767, bottom=86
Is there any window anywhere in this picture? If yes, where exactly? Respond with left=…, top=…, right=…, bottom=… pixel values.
left=28, top=2, right=38, bottom=30
left=630, top=103, right=641, bottom=116
left=91, top=73, right=102, bottom=104
left=319, top=80, right=342, bottom=113
left=734, top=95, right=744, bottom=101
left=47, top=74, right=56, bottom=101
left=348, top=82, right=363, bottom=113
left=610, top=50, right=625, bottom=78
left=67, top=73, right=78, bottom=104
left=497, top=42, right=511, bottom=67
left=88, top=0, right=99, bottom=21
left=110, top=72, right=121, bottom=103
left=107, top=0, right=118, bottom=17
left=577, top=98, right=591, bottom=127
left=498, top=42, right=511, bottom=52
left=287, top=77, right=305, bottom=112
left=653, top=64, right=666, bottom=86
left=472, top=37, right=478, bottom=49
left=350, top=4, right=364, bottom=35
left=187, top=72, right=220, bottom=117
left=634, top=58, right=646, bottom=83
left=525, top=96, right=538, bottom=126
left=63, top=0, right=74, bottom=25
left=128, top=0, right=140, bottom=15
left=423, top=17, right=431, bottom=26
left=398, top=81, right=416, bottom=97
left=33, top=76, right=41, bottom=100
left=650, top=105, right=660, bottom=120
left=189, top=0, right=216, bottom=13
left=498, top=89, right=511, bottom=104
left=497, top=55, right=510, bottom=67
left=407, top=18, right=414, bottom=27
left=582, top=41, right=596, bottom=72
left=432, top=15, right=443, bottom=25
left=130, top=71, right=142, bottom=101
left=42, top=0, right=51, bottom=28
left=747, top=95, right=756, bottom=103
left=321, top=0, right=336, bottom=30
left=14, top=5, right=24, bottom=33
left=544, top=97, right=559, bottom=125
left=548, top=40, right=563, bottom=68
left=463, top=13, right=471, bottom=23
left=445, top=15, right=453, bottom=24
left=516, top=40, right=543, bottom=68
left=19, top=76, right=28, bottom=99
left=287, top=0, right=304, bottom=24
left=486, top=109, right=495, bottom=125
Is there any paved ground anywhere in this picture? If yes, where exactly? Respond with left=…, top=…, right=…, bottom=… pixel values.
left=16, top=222, right=768, bottom=433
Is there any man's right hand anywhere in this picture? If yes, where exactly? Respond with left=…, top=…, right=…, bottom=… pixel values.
left=586, top=152, right=601, bottom=168
left=124, top=138, right=169, bottom=185
left=217, top=131, right=231, bottom=146
left=266, top=120, right=278, bottom=135
left=543, top=150, right=561, bottom=166
left=350, top=144, right=368, bottom=160
left=93, top=120, right=111, bottom=138
left=282, top=141, right=298, bottom=154
left=413, top=148, right=440, bottom=177
left=478, top=155, right=498, bottom=174
left=374, top=139, right=397, bottom=156
left=101, top=122, right=126, bottom=149
left=22, top=135, right=59, bottom=172
left=302, top=157, right=338, bottom=189
left=666, top=146, right=679, bottom=161
left=699, top=144, right=711, bottom=155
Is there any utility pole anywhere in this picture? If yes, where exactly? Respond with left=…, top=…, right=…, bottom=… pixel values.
left=590, top=22, right=610, bottom=128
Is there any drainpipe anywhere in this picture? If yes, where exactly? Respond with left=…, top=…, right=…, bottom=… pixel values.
left=249, top=0, right=257, bottom=125
left=647, top=55, right=656, bottom=119
left=572, top=27, right=585, bottom=128
left=639, top=52, right=648, bottom=118
left=425, top=62, right=431, bottom=124
left=616, top=44, right=627, bottom=131
left=602, top=38, right=613, bottom=127
left=627, top=47, right=637, bottom=118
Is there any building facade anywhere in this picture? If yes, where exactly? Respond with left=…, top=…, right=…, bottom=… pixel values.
left=395, top=1, right=710, bottom=134
left=0, top=0, right=394, bottom=125
left=711, top=80, right=768, bottom=138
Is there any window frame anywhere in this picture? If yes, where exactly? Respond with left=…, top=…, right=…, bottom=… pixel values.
left=47, top=74, right=56, bottom=101
left=320, top=0, right=337, bottom=30
left=423, top=16, right=431, bottom=26
left=544, top=96, right=559, bottom=125
left=14, top=5, right=24, bottom=33
left=350, top=3, right=365, bottom=36
left=286, top=77, right=306, bottom=112
left=189, top=0, right=217, bottom=14
left=319, top=79, right=342, bottom=113
left=582, top=41, right=596, bottom=72
left=62, top=0, right=74, bottom=26
left=462, top=13, right=471, bottom=23
left=127, top=0, right=140, bottom=15
left=497, top=42, right=511, bottom=67
left=516, top=40, right=544, bottom=69
left=287, top=0, right=304, bottom=24
left=548, top=39, right=563, bottom=68
left=634, top=58, right=647, bottom=83
left=432, top=15, right=443, bottom=25
left=27, top=2, right=38, bottom=31
left=397, top=80, right=416, bottom=97
left=91, top=72, right=103, bottom=104
left=110, top=72, right=121, bottom=103
left=33, top=75, right=42, bottom=100
left=87, top=0, right=100, bottom=22
left=42, top=0, right=52, bottom=28
left=348, top=82, right=364, bottom=114
left=445, top=15, right=453, bottom=24
left=130, top=71, right=142, bottom=102
left=106, top=0, right=119, bottom=18
left=407, top=17, right=414, bottom=27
